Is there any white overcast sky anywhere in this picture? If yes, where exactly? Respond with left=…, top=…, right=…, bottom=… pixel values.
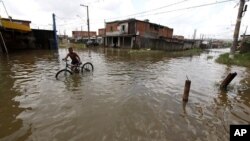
left=1, top=0, right=249, bottom=39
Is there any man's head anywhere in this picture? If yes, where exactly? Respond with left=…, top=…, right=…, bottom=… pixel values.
left=68, top=47, right=73, bottom=53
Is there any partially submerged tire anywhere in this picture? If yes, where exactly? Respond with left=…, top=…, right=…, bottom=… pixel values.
left=81, top=62, right=94, bottom=72
left=55, top=69, right=73, bottom=79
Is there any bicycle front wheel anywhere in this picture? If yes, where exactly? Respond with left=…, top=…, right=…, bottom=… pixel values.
left=81, top=62, right=94, bottom=72
left=55, top=69, right=73, bottom=80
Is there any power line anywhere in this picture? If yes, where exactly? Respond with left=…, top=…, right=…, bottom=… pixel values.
left=153, top=0, right=235, bottom=15
left=106, top=0, right=189, bottom=21
left=105, top=0, right=235, bottom=21
left=54, top=0, right=190, bottom=25
left=83, top=0, right=104, bottom=5
left=55, top=15, right=77, bottom=21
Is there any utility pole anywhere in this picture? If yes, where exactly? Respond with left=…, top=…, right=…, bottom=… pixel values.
left=231, top=0, right=246, bottom=56
left=193, top=29, right=197, bottom=40
left=52, top=13, right=58, bottom=49
left=81, top=26, right=83, bottom=41
left=80, top=4, right=90, bottom=42
left=104, top=19, right=106, bottom=46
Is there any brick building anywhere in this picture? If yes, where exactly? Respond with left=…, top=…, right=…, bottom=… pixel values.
left=72, top=31, right=96, bottom=40
left=173, top=35, right=184, bottom=40
left=103, top=18, right=173, bottom=48
left=98, top=28, right=105, bottom=36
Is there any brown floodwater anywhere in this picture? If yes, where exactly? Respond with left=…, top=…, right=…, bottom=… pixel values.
left=0, top=48, right=249, bottom=141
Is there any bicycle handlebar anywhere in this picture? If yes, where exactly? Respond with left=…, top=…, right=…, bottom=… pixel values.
left=62, top=59, right=70, bottom=62
left=62, top=59, right=82, bottom=67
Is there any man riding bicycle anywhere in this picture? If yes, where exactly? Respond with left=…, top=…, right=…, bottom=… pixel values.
left=63, top=47, right=81, bottom=72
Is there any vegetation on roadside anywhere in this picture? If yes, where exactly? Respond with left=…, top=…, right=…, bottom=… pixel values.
left=207, top=55, right=213, bottom=59
left=166, top=48, right=203, bottom=57
left=59, top=43, right=86, bottom=48
left=128, top=48, right=161, bottom=54
left=72, top=43, right=86, bottom=48
left=216, top=52, right=250, bottom=67
left=127, top=48, right=203, bottom=58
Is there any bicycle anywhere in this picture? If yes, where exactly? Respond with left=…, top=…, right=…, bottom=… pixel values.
left=55, top=59, right=94, bottom=79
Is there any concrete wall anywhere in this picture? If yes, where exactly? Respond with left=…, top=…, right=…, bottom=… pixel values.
left=103, top=35, right=195, bottom=51
left=0, top=28, right=57, bottom=53
left=32, top=29, right=55, bottom=49
left=138, top=37, right=188, bottom=51
left=0, top=28, right=35, bottom=52
left=105, top=36, right=132, bottom=48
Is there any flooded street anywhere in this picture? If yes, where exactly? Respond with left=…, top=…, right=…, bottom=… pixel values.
left=0, top=48, right=250, bottom=141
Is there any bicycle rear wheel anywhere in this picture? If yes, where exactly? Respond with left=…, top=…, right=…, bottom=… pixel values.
left=81, top=62, right=94, bottom=72
left=55, top=69, right=73, bottom=80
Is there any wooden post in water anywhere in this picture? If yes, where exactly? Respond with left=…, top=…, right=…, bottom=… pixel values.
left=183, top=79, right=191, bottom=102
left=220, top=72, right=237, bottom=89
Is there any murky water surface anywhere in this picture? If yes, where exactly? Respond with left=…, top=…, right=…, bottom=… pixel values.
left=0, top=48, right=250, bottom=141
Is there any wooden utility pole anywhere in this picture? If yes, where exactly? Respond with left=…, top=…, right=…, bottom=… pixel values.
left=231, top=0, right=246, bottom=56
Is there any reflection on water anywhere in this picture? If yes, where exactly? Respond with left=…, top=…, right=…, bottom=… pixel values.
left=0, top=48, right=250, bottom=141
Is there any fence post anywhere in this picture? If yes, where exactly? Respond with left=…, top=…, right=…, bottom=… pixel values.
left=220, top=72, right=237, bottom=89
left=183, top=79, right=191, bottom=102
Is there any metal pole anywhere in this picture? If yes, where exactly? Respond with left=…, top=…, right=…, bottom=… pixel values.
left=231, top=0, right=245, bottom=56
left=87, top=6, right=90, bottom=41
left=52, top=13, right=58, bottom=49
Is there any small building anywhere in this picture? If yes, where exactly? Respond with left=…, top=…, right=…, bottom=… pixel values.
left=239, top=34, right=250, bottom=53
left=97, top=28, right=106, bottom=45
left=211, top=40, right=225, bottom=48
left=58, top=35, right=69, bottom=44
left=0, top=17, right=57, bottom=53
left=240, top=34, right=250, bottom=41
left=103, top=18, right=173, bottom=48
left=173, top=35, right=184, bottom=40
left=72, top=31, right=96, bottom=40
left=98, top=28, right=105, bottom=36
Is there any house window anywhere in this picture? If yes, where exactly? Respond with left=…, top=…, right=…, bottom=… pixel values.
left=110, top=26, right=113, bottom=32
left=122, top=25, right=125, bottom=32
left=154, top=26, right=159, bottom=31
